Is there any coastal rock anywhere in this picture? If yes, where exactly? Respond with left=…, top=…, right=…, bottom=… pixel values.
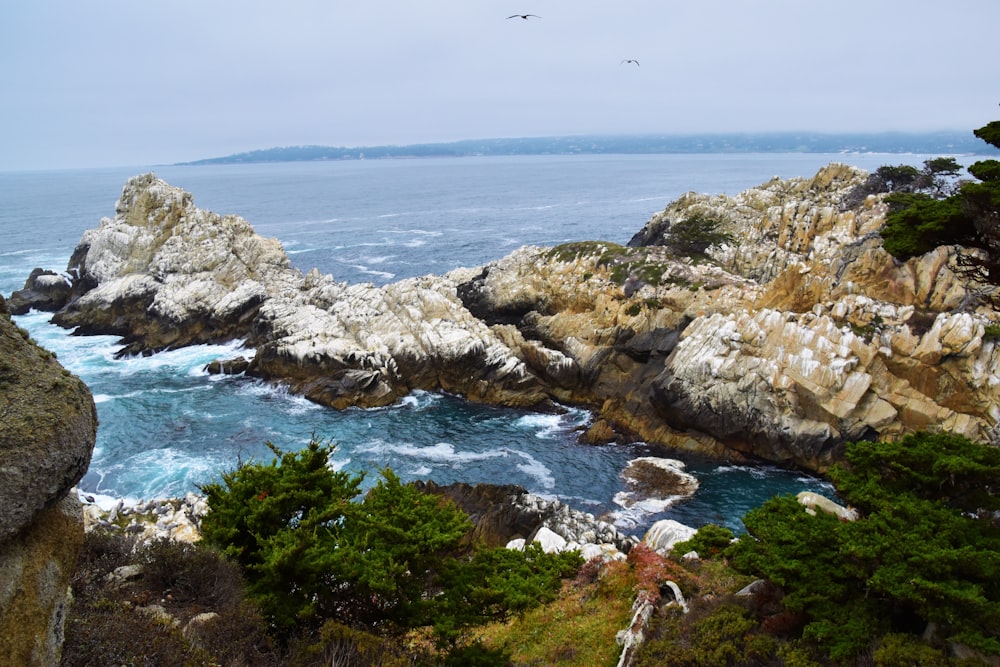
left=613, top=458, right=699, bottom=528
left=0, top=295, right=96, bottom=542
left=0, top=294, right=96, bottom=666
left=460, top=164, right=1000, bottom=469
left=81, top=493, right=208, bottom=545
left=50, top=173, right=294, bottom=354
left=40, top=174, right=546, bottom=409
left=0, top=495, right=84, bottom=667
left=642, top=519, right=697, bottom=554
left=17, top=164, right=1000, bottom=473
left=8, top=268, right=72, bottom=315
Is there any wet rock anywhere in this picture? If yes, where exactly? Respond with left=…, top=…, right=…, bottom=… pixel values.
left=7, top=269, right=72, bottom=315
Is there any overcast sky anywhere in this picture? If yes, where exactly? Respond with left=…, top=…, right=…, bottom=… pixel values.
left=2, top=1, right=997, bottom=171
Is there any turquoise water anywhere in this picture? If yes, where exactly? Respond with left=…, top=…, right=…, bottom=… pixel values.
left=3, top=153, right=931, bottom=534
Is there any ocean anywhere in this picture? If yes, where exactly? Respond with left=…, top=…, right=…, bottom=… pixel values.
left=0, top=153, right=938, bottom=535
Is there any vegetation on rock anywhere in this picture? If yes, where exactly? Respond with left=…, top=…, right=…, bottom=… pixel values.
left=877, top=120, right=1000, bottom=302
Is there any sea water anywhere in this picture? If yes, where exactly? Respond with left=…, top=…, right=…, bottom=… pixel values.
left=0, top=153, right=936, bottom=534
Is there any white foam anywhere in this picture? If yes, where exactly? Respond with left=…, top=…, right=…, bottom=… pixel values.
left=516, top=413, right=564, bottom=438
left=513, top=451, right=555, bottom=489
left=375, top=441, right=508, bottom=463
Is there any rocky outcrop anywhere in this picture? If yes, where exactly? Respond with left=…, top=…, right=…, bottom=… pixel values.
left=13, top=165, right=1000, bottom=473
left=415, top=481, right=637, bottom=555
left=0, top=294, right=97, bottom=666
left=8, top=269, right=73, bottom=315
left=457, top=164, right=1000, bottom=469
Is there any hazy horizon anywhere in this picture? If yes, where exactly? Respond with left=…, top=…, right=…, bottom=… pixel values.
left=2, top=1, right=997, bottom=171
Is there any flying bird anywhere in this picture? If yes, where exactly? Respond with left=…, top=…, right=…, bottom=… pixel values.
left=621, top=59, right=640, bottom=66
left=507, top=14, right=540, bottom=19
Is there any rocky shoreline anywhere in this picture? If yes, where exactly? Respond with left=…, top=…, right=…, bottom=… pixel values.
left=10, top=163, right=995, bottom=663
left=11, top=166, right=1000, bottom=475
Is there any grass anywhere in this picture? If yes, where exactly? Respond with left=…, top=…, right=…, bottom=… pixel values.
left=474, top=558, right=638, bottom=666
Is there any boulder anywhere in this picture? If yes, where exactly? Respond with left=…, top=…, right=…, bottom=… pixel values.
left=642, top=519, right=697, bottom=554
left=0, top=495, right=83, bottom=667
left=0, top=295, right=96, bottom=542
left=1, top=293, right=96, bottom=665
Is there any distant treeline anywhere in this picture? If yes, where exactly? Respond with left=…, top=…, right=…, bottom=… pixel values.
left=179, top=132, right=999, bottom=165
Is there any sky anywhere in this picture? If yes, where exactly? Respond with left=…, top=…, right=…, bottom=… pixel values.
left=1, top=0, right=998, bottom=171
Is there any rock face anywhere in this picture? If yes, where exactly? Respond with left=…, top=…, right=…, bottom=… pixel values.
left=0, top=294, right=97, bottom=666
left=0, top=295, right=96, bottom=542
left=14, top=166, right=1000, bottom=473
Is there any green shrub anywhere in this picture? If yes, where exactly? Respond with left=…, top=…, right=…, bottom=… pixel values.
left=881, top=192, right=976, bottom=260
left=872, top=634, right=950, bottom=667
left=671, top=523, right=734, bottom=559
left=727, top=432, right=1000, bottom=661
left=663, top=214, right=733, bottom=255
left=199, top=438, right=365, bottom=630
left=200, top=437, right=583, bottom=648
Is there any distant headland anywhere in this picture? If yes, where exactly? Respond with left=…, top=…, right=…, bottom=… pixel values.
left=176, top=131, right=998, bottom=166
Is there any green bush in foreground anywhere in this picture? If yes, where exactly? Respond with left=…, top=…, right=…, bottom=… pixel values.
left=200, top=437, right=582, bottom=654
left=727, top=432, right=1000, bottom=661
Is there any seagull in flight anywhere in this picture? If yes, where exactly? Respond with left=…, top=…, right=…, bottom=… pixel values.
left=621, top=59, right=640, bottom=66
left=507, top=14, right=540, bottom=19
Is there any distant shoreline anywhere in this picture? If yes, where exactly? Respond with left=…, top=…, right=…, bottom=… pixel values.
left=178, top=132, right=999, bottom=166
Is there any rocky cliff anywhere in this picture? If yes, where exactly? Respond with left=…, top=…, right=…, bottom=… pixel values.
left=13, top=166, right=1000, bottom=473
left=0, top=294, right=98, bottom=665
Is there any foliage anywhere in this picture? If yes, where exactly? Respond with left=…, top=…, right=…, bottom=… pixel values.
left=434, top=542, right=582, bottom=645
left=877, top=119, right=1000, bottom=304
left=293, top=620, right=412, bottom=667
left=872, top=633, right=951, bottom=667
left=664, top=213, right=734, bottom=255
left=200, top=437, right=584, bottom=658
left=199, top=438, right=363, bottom=630
left=62, top=531, right=281, bottom=667
left=334, top=468, right=472, bottom=629
left=727, top=432, right=1000, bottom=661
left=476, top=556, right=639, bottom=667
left=880, top=192, right=975, bottom=259
left=828, top=430, right=1000, bottom=515
left=670, top=523, right=735, bottom=559
left=636, top=602, right=779, bottom=667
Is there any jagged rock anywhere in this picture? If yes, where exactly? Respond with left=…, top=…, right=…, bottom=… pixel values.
left=204, top=356, right=252, bottom=375
left=416, top=481, right=636, bottom=553
left=82, top=494, right=207, bottom=544
left=17, top=165, right=1000, bottom=473
left=8, top=269, right=72, bottom=315
left=615, top=457, right=699, bottom=514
